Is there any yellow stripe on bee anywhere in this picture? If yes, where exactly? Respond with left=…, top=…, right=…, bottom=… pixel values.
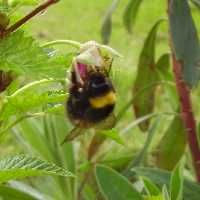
left=89, top=91, right=116, bottom=109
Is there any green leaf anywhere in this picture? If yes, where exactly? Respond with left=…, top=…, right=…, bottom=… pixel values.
left=144, top=195, right=163, bottom=200
left=142, top=177, right=160, bottom=196
left=101, top=0, right=120, bottom=44
left=155, top=54, right=178, bottom=110
left=8, top=0, right=40, bottom=7
left=9, top=180, right=52, bottom=200
left=100, top=128, right=124, bottom=145
left=0, top=31, right=72, bottom=79
left=45, top=116, right=76, bottom=199
left=170, top=160, right=184, bottom=200
left=132, top=167, right=200, bottom=200
left=169, top=0, right=200, bottom=86
left=0, top=79, right=67, bottom=126
left=123, top=0, right=143, bottom=33
left=45, top=104, right=64, bottom=115
left=120, top=113, right=158, bottom=134
left=13, top=117, right=75, bottom=200
left=190, top=0, right=200, bottom=9
left=101, top=155, right=133, bottom=169
left=0, top=185, right=37, bottom=200
left=126, top=117, right=160, bottom=169
left=162, top=185, right=170, bottom=200
left=95, top=164, right=143, bottom=200
left=156, top=54, right=170, bottom=76
left=0, top=154, right=74, bottom=183
left=133, top=19, right=164, bottom=131
left=0, top=3, right=9, bottom=14
left=16, top=118, right=55, bottom=161
left=155, top=116, right=186, bottom=170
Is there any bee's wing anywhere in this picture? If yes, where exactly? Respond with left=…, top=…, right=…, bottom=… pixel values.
left=95, top=113, right=116, bottom=130
left=60, top=126, right=85, bottom=145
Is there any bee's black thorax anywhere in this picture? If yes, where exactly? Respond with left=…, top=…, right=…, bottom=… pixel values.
left=87, top=72, right=114, bottom=97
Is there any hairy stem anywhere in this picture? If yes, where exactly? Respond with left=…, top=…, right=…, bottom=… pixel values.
left=10, top=78, right=63, bottom=98
left=42, top=40, right=81, bottom=49
left=171, top=55, right=200, bottom=182
left=2, top=0, right=59, bottom=37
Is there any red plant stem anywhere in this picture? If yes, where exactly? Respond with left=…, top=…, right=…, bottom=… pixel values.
left=1, top=0, right=59, bottom=37
left=167, top=0, right=200, bottom=183
left=172, top=54, right=200, bottom=182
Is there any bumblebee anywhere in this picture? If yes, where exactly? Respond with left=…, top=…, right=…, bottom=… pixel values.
left=63, top=41, right=120, bottom=143
left=67, top=68, right=116, bottom=128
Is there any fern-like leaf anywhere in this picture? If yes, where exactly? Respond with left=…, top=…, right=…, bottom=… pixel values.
left=0, top=31, right=73, bottom=79
left=0, top=154, right=74, bottom=183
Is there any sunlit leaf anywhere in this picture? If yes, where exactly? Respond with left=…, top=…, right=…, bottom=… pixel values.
left=100, top=128, right=124, bottom=145
left=144, top=195, right=163, bottom=200
left=0, top=3, right=9, bottom=14
left=0, top=31, right=72, bottom=79
left=162, top=185, right=170, bottom=200
left=0, top=79, right=67, bottom=128
left=0, top=180, right=51, bottom=200
left=142, top=177, right=160, bottom=196
left=8, top=0, right=40, bottom=7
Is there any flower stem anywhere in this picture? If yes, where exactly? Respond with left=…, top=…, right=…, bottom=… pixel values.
left=42, top=40, right=81, bottom=49
left=2, top=0, right=59, bottom=37
left=167, top=0, right=200, bottom=182
left=171, top=54, right=200, bottom=182
left=9, top=78, right=63, bottom=98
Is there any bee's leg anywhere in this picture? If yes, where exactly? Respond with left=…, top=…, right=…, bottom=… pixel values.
left=60, top=125, right=85, bottom=145
left=73, top=58, right=84, bottom=85
left=106, top=58, right=113, bottom=75
left=109, top=58, right=113, bottom=72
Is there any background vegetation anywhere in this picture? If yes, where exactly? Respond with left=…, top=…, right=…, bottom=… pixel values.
left=1, top=0, right=200, bottom=200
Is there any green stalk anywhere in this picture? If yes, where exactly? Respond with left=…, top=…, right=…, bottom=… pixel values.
left=42, top=40, right=81, bottom=49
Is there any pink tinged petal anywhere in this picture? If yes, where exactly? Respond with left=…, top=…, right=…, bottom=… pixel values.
left=77, top=63, right=87, bottom=78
